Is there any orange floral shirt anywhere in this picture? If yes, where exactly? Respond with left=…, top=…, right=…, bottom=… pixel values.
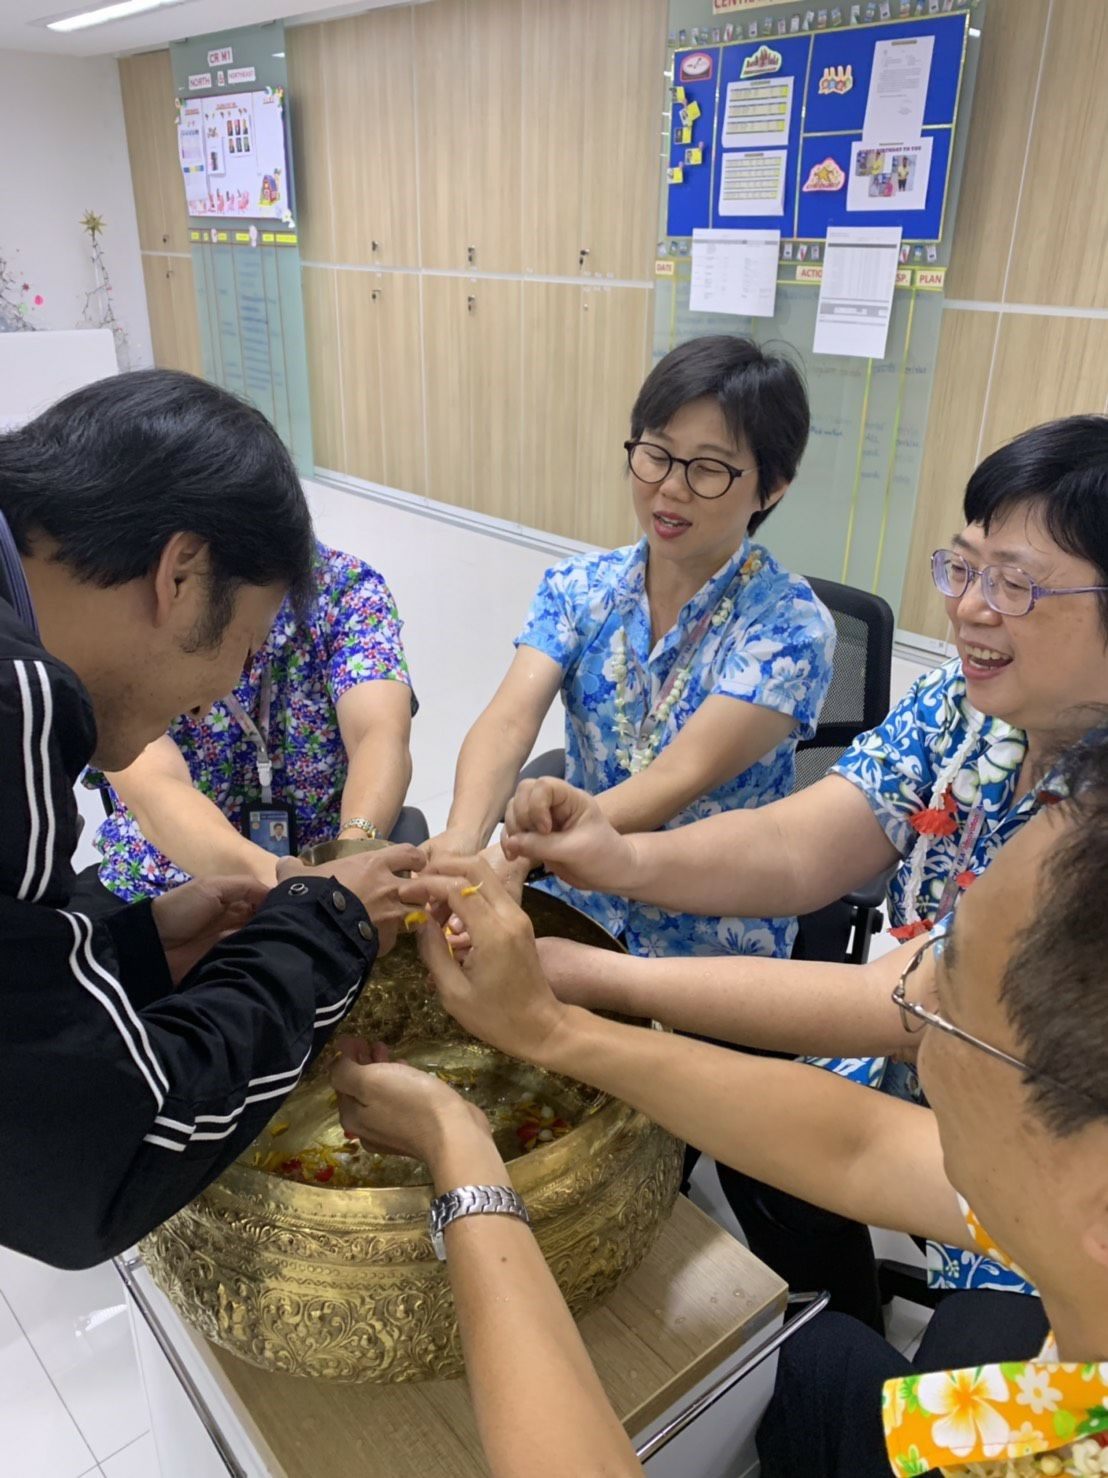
left=882, top=1203, right=1108, bottom=1476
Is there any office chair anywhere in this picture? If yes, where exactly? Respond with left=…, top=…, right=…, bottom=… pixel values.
left=789, top=576, right=894, bottom=966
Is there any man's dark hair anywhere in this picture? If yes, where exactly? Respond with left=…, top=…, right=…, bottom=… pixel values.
left=1000, top=720, right=1108, bottom=1134
left=0, top=369, right=315, bottom=645
left=629, top=336, right=809, bottom=534
left=963, top=415, right=1108, bottom=631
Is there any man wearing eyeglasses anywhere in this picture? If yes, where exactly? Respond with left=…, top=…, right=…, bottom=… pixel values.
left=378, top=723, right=1108, bottom=1476
left=496, top=414, right=1108, bottom=1325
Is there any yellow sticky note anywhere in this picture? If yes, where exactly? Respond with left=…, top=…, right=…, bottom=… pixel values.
left=685, top=146, right=703, bottom=166
left=673, top=85, right=687, bottom=103
left=676, top=125, right=692, bottom=144
left=668, top=165, right=685, bottom=185
left=685, top=99, right=701, bottom=121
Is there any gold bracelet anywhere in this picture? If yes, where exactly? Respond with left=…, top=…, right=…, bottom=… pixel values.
left=340, top=817, right=379, bottom=840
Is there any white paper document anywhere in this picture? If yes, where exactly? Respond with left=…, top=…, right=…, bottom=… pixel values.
left=847, top=138, right=933, bottom=211
left=863, top=34, right=934, bottom=141
left=718, top=149, right=787, bottom=217
left=690, top=229, right=781, bottom=317
left=721, top=76, right=795, bottom=151
left=813, top=225, right=902, bottom=358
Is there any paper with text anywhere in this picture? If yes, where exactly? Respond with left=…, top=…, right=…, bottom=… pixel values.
left=721, top=76, right=795, bottom=151
left=691, top=229, right=781, bottom=317
left=718, top=149, right=787, bottom=217
left=813, top=225, right=902, bottom=358
left=863, top=35, right=934, bottom=142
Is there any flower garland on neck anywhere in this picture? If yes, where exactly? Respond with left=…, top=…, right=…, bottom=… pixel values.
left=612, top=548, right=763, bottom=775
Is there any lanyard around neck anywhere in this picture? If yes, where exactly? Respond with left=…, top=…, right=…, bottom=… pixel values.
left=0, top=510, right=38, bottom=636
left=224, top=669, right=274, bottom=802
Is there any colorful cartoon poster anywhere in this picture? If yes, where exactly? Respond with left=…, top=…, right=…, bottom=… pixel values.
left=178, top=86, right=293, bottom=226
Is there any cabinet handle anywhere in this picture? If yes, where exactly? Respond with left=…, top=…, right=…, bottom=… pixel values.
left=162, top=234, right=169, bottom=244
left=371, top=289, right=381, bottom=301
left=466, top=245, right=477, bottom=266
left=467, top=295, right=477, bottom=314
left=579, top=247, right=591, bottom=268
left=371, top=240, right=380, bottom=253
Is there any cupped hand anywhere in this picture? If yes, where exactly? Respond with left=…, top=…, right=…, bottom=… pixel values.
left=277, top=843, right=426, bottom=955
left=330, top=1037, right=490, bottom=1163
left=501, top=779, right=638, bottom=893
left=399, top=855, right=568, bottom=1063
left=151, top=875, right=270, bottom=985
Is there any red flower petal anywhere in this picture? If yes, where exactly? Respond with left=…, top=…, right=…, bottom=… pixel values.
left=889, top=919, right=933, bottom=942
left=956, top=870, right=976, bottom=889
left=314, top=1166, right=335, bottom=1183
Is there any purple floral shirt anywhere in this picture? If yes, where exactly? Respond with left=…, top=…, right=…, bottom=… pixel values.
left=89, top=543, right=413, bottom=900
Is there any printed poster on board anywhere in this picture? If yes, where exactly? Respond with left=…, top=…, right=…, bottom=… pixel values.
left=176, top=87, right=293, bottom=225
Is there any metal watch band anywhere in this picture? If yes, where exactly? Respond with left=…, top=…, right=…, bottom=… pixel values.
left=339, top=817, right=379, bottom=840
left=428, top=1185, right=531, bottom=1261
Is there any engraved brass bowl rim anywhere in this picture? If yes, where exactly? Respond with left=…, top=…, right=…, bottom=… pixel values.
left=229, top=838, right=647, bottom=1231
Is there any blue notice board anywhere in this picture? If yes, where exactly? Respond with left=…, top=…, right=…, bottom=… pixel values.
left=666, top=10, right=969, bottom=242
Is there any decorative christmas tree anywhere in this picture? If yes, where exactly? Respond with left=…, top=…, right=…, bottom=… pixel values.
left=0, top=249, right=43, bottom=333
left=80, top=210, right=130, bottom=367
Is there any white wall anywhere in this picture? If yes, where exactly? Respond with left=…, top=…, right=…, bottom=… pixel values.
left=0, top=49, right=151, bottom=368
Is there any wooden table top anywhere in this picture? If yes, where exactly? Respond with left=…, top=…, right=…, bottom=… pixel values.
left=208, top=1197, right=787, bottom=1478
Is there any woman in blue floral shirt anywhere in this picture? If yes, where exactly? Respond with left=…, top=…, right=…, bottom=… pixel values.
left=429, top=335, right=835, bottom=961
left=501, top=413, right=1108, bottom=1332
left=89, top=542, right=417, bottom=900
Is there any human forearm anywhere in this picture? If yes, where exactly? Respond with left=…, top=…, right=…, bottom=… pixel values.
left=122, top=778, right=277, bottom=886
left=340, top=733, right=412, bottom=839
left=428, top=1124, right=641, bottom=1478
left=531, top=1007, right=952, bottom=1238
left=446, top=718, right=538, bottom=850
left=543, top=945, right=915, bottom=1058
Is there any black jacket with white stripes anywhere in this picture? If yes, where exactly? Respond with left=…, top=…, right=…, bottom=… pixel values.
left=0, top=590, right=380, bottom=1269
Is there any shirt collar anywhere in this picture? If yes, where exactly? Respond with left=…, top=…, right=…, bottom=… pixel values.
left=619, top=536, right=756, bottom=653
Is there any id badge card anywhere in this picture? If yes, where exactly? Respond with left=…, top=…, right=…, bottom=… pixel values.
left=243, top=800, right=298, bottom=859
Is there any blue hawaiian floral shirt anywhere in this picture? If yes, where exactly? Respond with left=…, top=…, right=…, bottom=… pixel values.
left=832, top=656, right=1057, bottom=1294
left=90, top=544, right=413, bottom=901
left=516, top=536, right=835, bottom=964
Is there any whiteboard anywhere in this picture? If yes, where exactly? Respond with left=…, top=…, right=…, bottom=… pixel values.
left=0, top=329, right=118, bottom=432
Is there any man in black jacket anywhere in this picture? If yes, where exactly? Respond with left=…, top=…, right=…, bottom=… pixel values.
left=0, top=369, right=423, bottom=1269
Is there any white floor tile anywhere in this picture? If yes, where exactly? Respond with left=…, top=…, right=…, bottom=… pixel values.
left=0, top=1250, right=147, bottom=1462
left=0, top=1294, right=97, bottom=1478
left=100, top=1432, right=156, bottom=1478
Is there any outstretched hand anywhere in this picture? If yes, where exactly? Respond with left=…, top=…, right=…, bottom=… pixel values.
left=151, top=875, right=270, bottom=985
left=398, top=855, right=568, bottom=1063
left=501, top=779, right=639, bottom=894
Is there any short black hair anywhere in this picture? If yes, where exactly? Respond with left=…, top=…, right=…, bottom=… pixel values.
left=963, top=415, right=1108, bottom=630
left=629, top=336, right=809, bottom=534
left=0, top=369, right=315, bottom=642
left=1000, top=719, right=1108, bottom=1135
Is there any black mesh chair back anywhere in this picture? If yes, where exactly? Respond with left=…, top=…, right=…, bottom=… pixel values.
left=792, top=576, right=895, bottom=793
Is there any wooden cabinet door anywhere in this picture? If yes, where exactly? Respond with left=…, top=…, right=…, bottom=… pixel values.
left=467, top=277, right=523, bottom=521
left=575, top=284, right=650, bottom=548
left=328, top=10, right=420, bottom=269
left=302, top=265, right=344, bottom=470
left=286, top=24, right=337, bottom=263
left=465, top=0, right=523, bottom=273
left=519, top=281, right=583, bottom=536
left=374, top=271, right=427, bottom=494
left=422, top=274, right=474, bottom=503
left=336, top=269, right=385, bottom=485
left=142, top=254, right=201, bottom=375
left=578, top=0, right=667, bottom=282
left=414, top=0, right=471, bottom=269
left=119, top=51, right=189, bottom=254
left=520, top=0, right=589, bottom=278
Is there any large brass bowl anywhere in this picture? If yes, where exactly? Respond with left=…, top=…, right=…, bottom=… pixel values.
left=142, top=884, right=683, bottom=1382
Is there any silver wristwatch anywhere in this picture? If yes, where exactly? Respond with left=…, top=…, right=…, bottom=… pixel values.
left=428, top=1184, right=531, bottom=1260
